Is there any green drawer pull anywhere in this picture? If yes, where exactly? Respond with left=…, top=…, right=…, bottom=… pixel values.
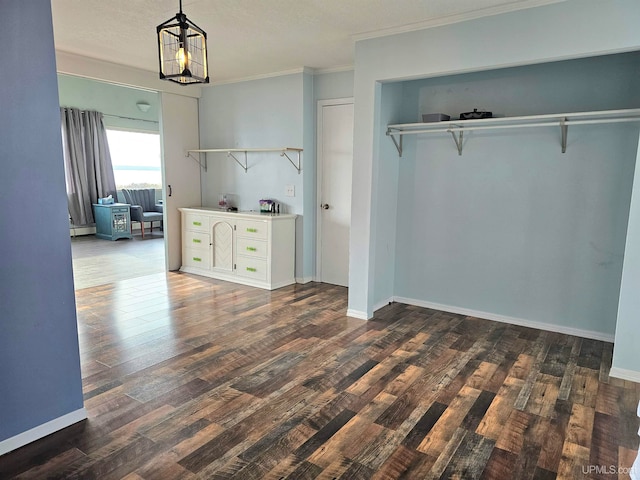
left=192, top=257, right=202, bottom=262
left=246, top=227, right=257, bottom=233
left=192, top=239, right=201, bottom=243
left=193, top=221, right=202, bottom=226
left=246, top=246, right=257, bottom=252
left=246, top=267, right=257, bottom=272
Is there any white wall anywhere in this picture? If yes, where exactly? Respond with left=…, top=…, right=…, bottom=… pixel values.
left=160, top=93, right=201, bottom=271
left=613, top=137, right=640, bottom=379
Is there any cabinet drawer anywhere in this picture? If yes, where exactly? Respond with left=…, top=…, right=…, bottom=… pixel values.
left=112, top=207, right=129, bottom=214
left=185, top=231, right=210, bottom=248
left=237, top=219, right=268, bottom=240
left=237, top=237, right=267, bottom=258
left=184, top=213, right=209, bottom=232
left=236, top=256, right=267, bottom=281
left=183, top=248, right=210, bottom=268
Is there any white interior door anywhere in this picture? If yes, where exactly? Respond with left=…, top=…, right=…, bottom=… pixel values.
left=159, top=92, right=201, bottom=271
left=317, top=99, right=354, bottom=287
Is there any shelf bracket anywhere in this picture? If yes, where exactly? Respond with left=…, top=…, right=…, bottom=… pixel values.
left=388, top=131, right=403, bottom=157
left=560, top=118, right=568, bottom=153
left=281, top=150, right=302, bottom=174
left=450, top=130, right=464, bottom=156
left=186, top=152, right=207, bottom=172
left=228, top=151, right=248, bottom=173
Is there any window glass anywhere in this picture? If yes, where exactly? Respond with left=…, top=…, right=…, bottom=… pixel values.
left=106, top=129, right=162, bottom=189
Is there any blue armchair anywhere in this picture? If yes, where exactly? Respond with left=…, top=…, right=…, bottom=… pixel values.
left=122, top=189, right=163, bottom=238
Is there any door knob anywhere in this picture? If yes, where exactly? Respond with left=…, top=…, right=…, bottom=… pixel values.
left=321, top=204, right=330, bottom=210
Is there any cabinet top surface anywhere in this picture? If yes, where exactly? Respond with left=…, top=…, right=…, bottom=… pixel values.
left=93, top=203, right=130, bottom=207
left=179, top=207, right=297, bottom=220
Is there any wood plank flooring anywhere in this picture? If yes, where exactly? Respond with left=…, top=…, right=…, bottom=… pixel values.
left=71, top=234, right=165, bottom=289
left=1, top=272, right=638, bottom=479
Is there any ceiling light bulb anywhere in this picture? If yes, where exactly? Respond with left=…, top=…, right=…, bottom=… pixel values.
left=176, top=47, right=191, bottom=72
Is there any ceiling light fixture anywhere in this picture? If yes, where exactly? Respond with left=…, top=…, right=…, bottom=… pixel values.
left=157, top=0, right=209, bottom=85
left=136, top=102, right=151, bottom=112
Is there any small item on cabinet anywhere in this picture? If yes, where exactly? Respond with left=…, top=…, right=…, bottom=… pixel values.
left=218, top=194, right=228, bottom=209
left=459, top=108, right=492, bottom=120
left=276, top=204, right=280, bottom=214
left=259, top=199, right=274, bottom=213
left=98, top=195, right=114, bottom=205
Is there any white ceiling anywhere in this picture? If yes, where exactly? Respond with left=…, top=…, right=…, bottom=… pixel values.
left=51, top=0, right=564, bottom=84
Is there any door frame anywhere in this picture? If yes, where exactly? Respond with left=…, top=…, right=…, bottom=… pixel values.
left=315, top=97, right=354, bottom=283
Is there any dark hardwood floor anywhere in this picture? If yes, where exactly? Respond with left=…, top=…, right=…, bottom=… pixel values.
left=1, top=271, right=638, bottom=479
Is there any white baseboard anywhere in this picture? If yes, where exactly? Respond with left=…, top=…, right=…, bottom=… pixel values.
left=296, top=277, right=313, bottom=284
left=69, top=226, right=96, bottom=237
left=346, top=309, right=370, bottom=320
left=393, top=296, right=615, bottom=342
left=609, top=367, right=640, bottom=383
left=373, top=297, right=394, bottom=313
left=0, top=407, right=87, bottom=456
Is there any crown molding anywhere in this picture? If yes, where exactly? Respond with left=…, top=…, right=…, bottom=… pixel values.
left=55, top=50, right=202, bottom=97
left=352, top=0, right=567, bottom=42
left=313, top=65, right=355, bottom=75
left=208, top=67, right=316, bottom=86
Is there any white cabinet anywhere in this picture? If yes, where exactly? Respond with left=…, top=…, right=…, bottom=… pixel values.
left=179, top=208, right=296, bottom=290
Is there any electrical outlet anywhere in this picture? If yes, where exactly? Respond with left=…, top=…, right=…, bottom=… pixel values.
left=285, top=185, right=295, bottom=197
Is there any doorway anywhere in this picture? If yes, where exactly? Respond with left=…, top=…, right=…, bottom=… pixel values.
left=316, top=98, right=354, bottom=287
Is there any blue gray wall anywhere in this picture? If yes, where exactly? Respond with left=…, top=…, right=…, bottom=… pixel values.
left=314, top=70, right=354, bottom=101
left=0, top=0, right=84, bottom=443
left=393, top=54, right=640, bottom=337
left=198, top=70, right=353, bottom=280
left=370, top=82, right=404, bottom=309
left=57, top=74, right=159, bottom=132
left=198, top=73, right=309, bottom=276
left=350, top=0, right=640, bottom=377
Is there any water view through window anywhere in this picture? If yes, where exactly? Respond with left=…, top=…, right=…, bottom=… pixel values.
left=106, top=129, right=162, bottom=189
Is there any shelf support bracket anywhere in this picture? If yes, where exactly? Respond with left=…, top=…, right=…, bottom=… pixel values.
left=450, top=131, right=464, bottom=156
left=388, top=131, right=403, bottom=157
left=186, top=152, right=207, bottom=172
left=560, top=118, right=568, bottom=153
left=228, top=151, right=248, bottom=173
left=281, top=150, right=302, bottom=174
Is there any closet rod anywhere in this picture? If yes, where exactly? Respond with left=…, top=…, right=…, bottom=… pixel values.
left=388, top=116, right=640, bottom=135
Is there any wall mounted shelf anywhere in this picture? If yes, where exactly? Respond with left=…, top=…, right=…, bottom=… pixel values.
left=186, top=147, right=303, bottom=173
left=386, top=108, right=640, bottom=157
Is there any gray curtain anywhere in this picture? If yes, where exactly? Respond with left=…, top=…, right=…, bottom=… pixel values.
left=60, top=108, right=117, bottom=226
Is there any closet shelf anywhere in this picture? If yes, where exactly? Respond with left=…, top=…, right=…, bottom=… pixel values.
left=186, top=147, right=303, bottom=173
left=386, top=108, right=640, bottom=157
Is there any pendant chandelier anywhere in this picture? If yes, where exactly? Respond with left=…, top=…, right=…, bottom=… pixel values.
left=157, top=0, right=209, bottom=85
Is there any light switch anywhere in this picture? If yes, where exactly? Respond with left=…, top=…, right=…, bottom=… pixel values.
left=285, top=185, right=295, bottom=197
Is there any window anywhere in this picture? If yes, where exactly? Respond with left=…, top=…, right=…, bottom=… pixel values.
left=106, top=129, right=162, bottom=189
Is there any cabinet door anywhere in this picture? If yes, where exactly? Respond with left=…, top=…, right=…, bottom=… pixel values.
left=211, top=220, right=234, bottom=272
